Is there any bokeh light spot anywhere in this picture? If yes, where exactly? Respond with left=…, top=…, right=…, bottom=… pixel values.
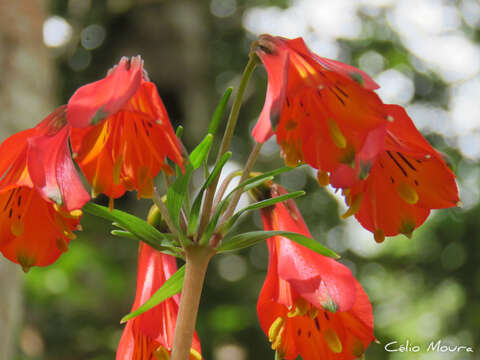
left=81, top=24, right=106, bottom=50
left=43, top=16, right=73, bottom=48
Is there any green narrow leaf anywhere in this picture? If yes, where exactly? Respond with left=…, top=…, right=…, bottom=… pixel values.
left=208, top=87, right=233, bottom=135
left=218, top=190, right=306, bottom=236
left=83, top=203, right=176, bottom=251
left=121, top=265, right=186, bottom=323
left=189, top=134, right=213, bottom=170
left=110, top=230, right=182, bottom=257
left=187, top=151, right=232, bottom=236
left=216, top=230, right=339, bottom=259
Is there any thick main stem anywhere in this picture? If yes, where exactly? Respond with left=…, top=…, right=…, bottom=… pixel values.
left=170, top=246, right=214, bottom=360
left=196, top=55, right=258, bottom=240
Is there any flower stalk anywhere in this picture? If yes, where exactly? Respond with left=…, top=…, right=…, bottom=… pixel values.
left=170, top=245, right=215, bottom=360
left=197, top=54, right=259, bottom=241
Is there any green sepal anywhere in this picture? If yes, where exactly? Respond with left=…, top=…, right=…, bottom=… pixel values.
left=188, top=151, right=232, bottom=236
left=83, top=203, right=177, bottom=251
left=176, top=125, right=183, bottom=138
left=166, top=166, right=192, bottom=228
left=120, top=265, right=186, bottom=323
left=167, top=132, right=224, bottom=227
left=189, top=134, right=213, bottom=170
left=208, top=87, right=233, bottom=135
left=216, top=230, right=339, bottom=259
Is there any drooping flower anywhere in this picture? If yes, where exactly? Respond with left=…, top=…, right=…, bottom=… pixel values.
left=68, top=56, right=184, bottom=202
left=117, top=243, right=202, bottom=360
left=251, top=34, right=388, bottom=186
left=257, top=184, right=374, bottom=360
left=337, top=105, right=460, bottom=242
left=0, top=106, right=89, bottom=271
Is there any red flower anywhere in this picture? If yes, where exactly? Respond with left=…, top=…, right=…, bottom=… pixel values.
left=258, top=185, right=374, bottom=360
left=337, top=105, right=459, bottom=241
left=252, top=35, right=388, bottom=186
left=68, top=56, right=184, bottom=201
left=117, top=243, right=202, bottom=360
left=0, top=106, right=89, bottom=271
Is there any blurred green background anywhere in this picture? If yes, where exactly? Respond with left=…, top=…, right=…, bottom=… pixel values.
left=1, top=0, right=479, bottom=359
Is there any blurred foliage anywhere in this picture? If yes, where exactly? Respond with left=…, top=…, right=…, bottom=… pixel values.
left=15, top=0, right=480, bottom=359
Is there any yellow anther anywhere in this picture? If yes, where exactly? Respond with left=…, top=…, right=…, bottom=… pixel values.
left=271, top=325, right=285, bottom=351
left=317, top=171, right=330, bottom=187
left=11, top=220, right=24, bottom=237
left=374, top=229, right=385, bottom=243
left=386, top=115, right=394, bottom=122
left=189, top=348, right=202, bottom=360
left=323, top=328, right=343, bottom=353
left=280, top=142, right=303, bottom=167
left=70, top=210, right=82, bottom=218
left=397, top=183, right=418, bottom=205
left=56, top=238, right=69, bottom=253
left=327, top=118, right=347, bottom=149
left=63, top=230, right=77, bottom=240
left=341, top=193, right=363, bottom=219
left=268, top=317, right=285, bottom=344
left=154, top=346, right=170, bottom=360
left=288, top=298, right=310, bottom=317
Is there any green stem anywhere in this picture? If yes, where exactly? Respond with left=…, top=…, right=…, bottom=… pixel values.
left=212, top=170, right=243, bottom=208
left=170, top=246, right=214, bottom=360
left=220, top=142, right=263, bottom=224
left=196, top=55, right=259, bottom=241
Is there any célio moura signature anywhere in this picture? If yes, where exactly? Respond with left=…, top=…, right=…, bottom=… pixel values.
left=384, top=339, right=474, bottom=353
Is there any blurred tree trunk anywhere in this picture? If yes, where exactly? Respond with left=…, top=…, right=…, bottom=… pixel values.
left=0, top=0, right=55, bottom=359
left=114, top=0, right=211, bottom=147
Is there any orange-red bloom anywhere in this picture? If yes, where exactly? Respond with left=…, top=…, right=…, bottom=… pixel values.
left=68, top=56, right=184, bottom=201
left=252, top=35, right=388, bottom=186
left=337, top=105, right=459, bottom=241
left=258, top=185, right=374, bottom=360
left=0, top=106, right=89, bottom=271
left=117, top=243, right=202, bottom=360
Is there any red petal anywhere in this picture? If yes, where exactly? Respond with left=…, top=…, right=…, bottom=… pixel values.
left=67, top=56, right=143, bottom=128
left=0, top=187, right=80, bottom=270
left=261, top=186, right=357, bottom=312
left=116, top=243, right=202, bottom=358
left=28, top=125, right=89, bottom=211
left=70, top=80, right=183, bottom=199
left=0, top=129, right=33, bottom=187
left=252, top=35, right=290, bottom=142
